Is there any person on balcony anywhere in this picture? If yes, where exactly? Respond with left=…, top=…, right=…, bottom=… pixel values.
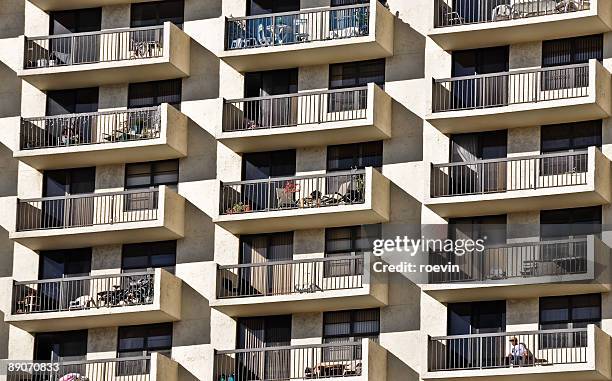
left=508, top=337, right=527, bottom=366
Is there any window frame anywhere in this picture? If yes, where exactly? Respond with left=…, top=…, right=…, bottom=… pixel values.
left=130, top=0, right=185, bottom=28
left=121, top=240, right=177, bottom=274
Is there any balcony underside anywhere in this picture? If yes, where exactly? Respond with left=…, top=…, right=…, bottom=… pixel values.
left=422, top=281, right=610, bottom=303
left=29, top=0, right=155, bottom=11
left=19, top=60, right=189, bottom=91
left=220, top=38, right=392, bottom=72
left=212, top=289, right=387, bottom=317
left=430, top=12, right=612, bottom=50
left=427, top=98, right=611, bottom=134
left=15, top=140, right=187, bottom=170
left=427, top=186, right=610, bottom=218
left=215, top=206, right=389, bottom=235
left=219, top=119, right=391, bottom=153
left=5, top=305, right=180, bottom=332
left=423, top=367, right=611, bottom=381
left=10, top=222, right=184, bottom=250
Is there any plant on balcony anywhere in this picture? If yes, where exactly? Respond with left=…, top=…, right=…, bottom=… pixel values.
left=226, top=202, right=252, bottom=214
left=283, top=180, right=300, bottom=195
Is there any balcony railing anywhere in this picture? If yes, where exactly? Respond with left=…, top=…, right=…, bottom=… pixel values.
left=428, top=328, right=589, bottom=371
left=20, top=106, right=161, bottom=150
left=220, top=170, right=366, bottom=215
left=6, top=356, right=153, bottom=381
left=223, top=87, right=368, bottom=132
left=432, top=63, right=589, bottom=112
left=16, top=189, right=159, bottom=231
left=24, top=25, right=164, bottom=69
left=215, top=342, right=363, bottom=381
left=12, top=270, right=154, bottom=315
left=429, top=237, right=588, bottom=283
left=225, top=4, right=370, bottom=50
left=434, top=0, right=590, bottom=27
left=431, top=150, right=588, bottom=197
left=217, top=255, right=364, bottom=299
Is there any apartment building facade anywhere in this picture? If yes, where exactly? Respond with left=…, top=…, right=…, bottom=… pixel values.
left=0, top=0, right=611, bottom=381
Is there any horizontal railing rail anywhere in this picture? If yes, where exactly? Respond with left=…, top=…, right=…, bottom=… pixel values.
left=12, top=270, right=155, bottom=315
left=217, top=255, right=364, bottom=298
left=223, top=86, right=368, bottom=132
left=6, top=356, right=152, bottom=381
left=434, top=0, right=590, bottom=27
left=429, top=328, right=589, bottom=371
left=215, top=341, right=363, bottom=381
left=220, top=169, right=366, bottom=215
left=226, top=4, right=370, bottom=50
left=24, top=25, right=164, bottom=69
left=16, top=188, right=160, bottom=231
left=432, top=63, right=590, bottom=112
left=429, top=237, right=588, bottom=283
left=431, top=150, right=588, bottom=197
left=21, top=106, right=162, bottom=150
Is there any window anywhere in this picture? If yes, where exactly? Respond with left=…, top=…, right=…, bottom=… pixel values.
left=46, top=88, right=99, bottom=116
left=131, top=0, right=184, bottom=28
left=50, top=8, right=101, bottom=34
left=542, top=34, right=602, bottom=90
left=540, top=206, right=601, bottom=239
left=49, top=8, right=101, bottom=65
left=325, top=225, right=380, bottom=277
left=35, top=330, right=88, bottom=362
left=125, top=160, right=179, bottom=189
left=447, top=301, right=506, bottom=335
left=330, top=59, right=385, bottom=90
left=117, top=323, right=172, bottom=375
left=540, top=120, right=601, bottom=175
left=323, top=309, right=379, bottom=361
left=128, top=79, right=182, bottom=109
left=540, top=294, right=601, bottom=348
left=247, top=0, right=300, bottom=15
left=327, top=141, right=382, bottom=172
left=122, top=241, right=177, bottom=274
left=242, top=150, right=296, bottom=181
left=243, top=69, right=298, bottom=128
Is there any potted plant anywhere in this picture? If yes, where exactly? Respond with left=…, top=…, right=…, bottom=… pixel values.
left=226, top=202, right=252, bottom=214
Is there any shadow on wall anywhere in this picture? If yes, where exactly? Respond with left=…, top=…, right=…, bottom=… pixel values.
left=173, top=281, right=212, bottom=346
left=182, top=40, right=221, bottom=102
left=185, top=0, right=222, bottom=21
left=0, top=143, right=18, bottom=198
left=387, top=351, right=420, bottom=381
left=0, top=61, right=21, bottom=118
left=179, top=119, right=218, bottom=182
left=0, top=312, right=7, bottom=359
left=0, top=0, right=24, bottom=38
left=383, top=102, right=424, bottom=165
left=176, top=202, right=215, bottom=264
left=0, top=225, right=14, bottom=278
left=386, top=16, right=426, bottom=82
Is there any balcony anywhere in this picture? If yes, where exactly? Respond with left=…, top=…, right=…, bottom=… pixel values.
left=5, top=269, right=182, bottom=332
left=422, top=236, right=611, bottom=303
left=6, top=354, right=178, bottom=381
left=426, top=147, right=611, bottom=217
left=15, top=104, right=188, bottom=170
left=215, top=339, right=387, bottom=381
left=211, top=255, right=387, bottom=316
left=430, top=0, right=612, bottom=50
left=425, top=325, right=612, bottom=381
left=427, top=60, right=612, bottom=133
left=10, top=186, right=185, bottom=250
left=219, top=1, right=394, bottom=72
left=218, top=84, right=392, bottom=152
left=214, top=168, right=390, bottom=234
left=18, top=22, right=190, bottom=90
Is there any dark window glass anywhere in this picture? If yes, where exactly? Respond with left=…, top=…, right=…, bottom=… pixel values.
left=131, top=0, right=184, bottom=28
left=247, top=0, right=300, bottom=15
left=50, top=8, right=101, bottom=34
left=242, top=150, right=296, bottom=180
left=452, top=47, right=508, bottom=77
left=128, top=79, right=182, bottom=109
left=243, top=69, right=299, bottom=128
left=327, top=141, right=382, bottom=172
left=323, top=308, right=379, bottom=361
left=245, top=69, right=298, bottom=97
left=122, top=241, right=177, bottom=273
left=447, top=301, right=506, bottom=335
left=542, top=34, right=602, bottom=90
left=46, top=88, right=99, bottom=116
left=330, top=59, right=385, bottom=89
left=325, top=225, right=380, bottom=276
left=539, top=294, right=601, bottom=348
left=39, top=249, right=92, bottom=279
left=35, top=330, right=87, bottom=362
left=540, top=206, right=601, bottom=239
left=125, top=160, right=179, bottom=189
left=541, top=120, right=602, bottom=152
left=117, top=323, right=172, bottom=375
